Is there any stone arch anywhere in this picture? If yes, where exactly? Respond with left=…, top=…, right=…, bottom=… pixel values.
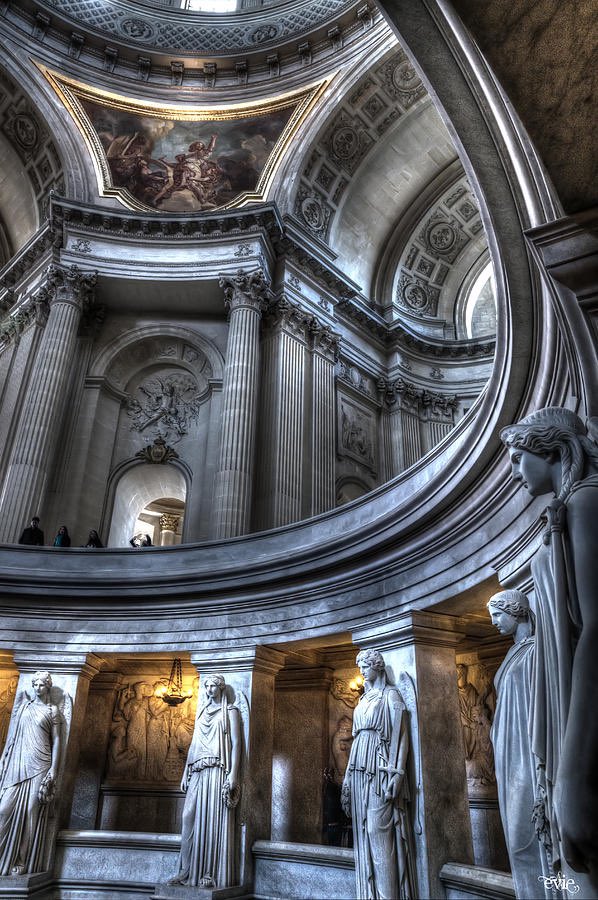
left=106, top=461, right=188, bottom=548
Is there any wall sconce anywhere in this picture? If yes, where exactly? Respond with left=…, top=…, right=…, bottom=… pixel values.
left=155, top=658, right=192, bottom=706
left=348, top=674, right=364, bottom=694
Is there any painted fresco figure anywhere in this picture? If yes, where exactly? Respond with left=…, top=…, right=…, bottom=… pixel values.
left=341, top=649, right=416, bottom=899
left=0, top=672, right=66, bottom=876
left=169, top=674, right=242, bottom=888
left=501, top=407, right=598, bottom=888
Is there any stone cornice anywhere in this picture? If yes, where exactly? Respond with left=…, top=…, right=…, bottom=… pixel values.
left=378, top=376, right=458, bottom=415
left=0, top=0, right=384, bottom=95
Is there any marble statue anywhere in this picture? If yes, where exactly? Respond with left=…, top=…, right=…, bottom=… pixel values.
left=456, top=663, right=495, bottom=789
left=341, top=649, right=416, bottom=899
left=169, top=674, right=242, bottom=888
left=0, top=671, right=68, bottom=876
left=0, top=677, right=18, bottom=750
left=488, top=589, right=551, bottom=899
left=501, top=407, right=598, bottom=884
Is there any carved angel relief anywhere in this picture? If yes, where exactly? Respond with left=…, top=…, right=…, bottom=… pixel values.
left=126, top=371, right=206, bottom=443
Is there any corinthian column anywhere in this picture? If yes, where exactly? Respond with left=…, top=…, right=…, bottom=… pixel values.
left=213, top=269, right=270, bottom=538
left=0, top=265, right=97, bottom=542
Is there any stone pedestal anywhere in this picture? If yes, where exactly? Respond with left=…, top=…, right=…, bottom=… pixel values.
left=213, top=270, right=270, bottom=538
left=352, top=612, right=474, bottom=900
left=0, top=266, right=96, bottom=542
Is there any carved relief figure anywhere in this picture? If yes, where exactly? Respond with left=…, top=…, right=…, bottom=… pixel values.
left=169, top=674, right=242, bottom=888
left=146, top=684, right=171, bottom=781
left=126, top=372, right=203, bottom=443
left=0, top=677, right=18, bottom=750
left=0, top=672, right=68, bottom=875
left=331, top=715, right=354, bottom=783
left=107, top=679, right=198, bottom=783
left=488, top=590, right=551, bottom=899
left=501, top=408, right=598, bottom=882
left=341, top=649, right=416, bottom=899
left=456, top=664, right=495, bottom=788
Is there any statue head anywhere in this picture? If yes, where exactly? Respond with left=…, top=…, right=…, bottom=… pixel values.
left=456, top=663, right=468, bottom=685
left=500, top=407, right=598, bottom=500
left=203, top=674, right=225, bottom=701
left=356, top=648, right=386, bottom=682
left=487, top=589, right=531, bottom=636
left=31, top=671, right=52, bottom=699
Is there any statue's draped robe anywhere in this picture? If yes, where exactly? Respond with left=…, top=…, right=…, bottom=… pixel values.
left=175, top=702, right=236, bottom=887
left=492, top=636, right=551, bottom=898
left=531, top=476, right=598, bottom=872
left=345, top=686, right=415, bottom=900
left=0, top=700, right=58, bottom=875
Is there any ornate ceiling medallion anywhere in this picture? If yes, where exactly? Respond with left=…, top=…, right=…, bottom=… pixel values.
left=40, top=65, right=329, bottom=213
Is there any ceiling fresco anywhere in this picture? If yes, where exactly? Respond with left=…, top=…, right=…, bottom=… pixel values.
left=43, top=67, right=327, bottom=212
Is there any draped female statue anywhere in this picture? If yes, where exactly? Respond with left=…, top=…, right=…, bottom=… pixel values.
left=488, top=589, right=551, bottom=898
left=0, top=671, right=66, bottom=876
left=501, top=407, right=598, bottom=884
left=169, top=674, right=242, bottom=888
left=341, top=649, right=416, bottom=900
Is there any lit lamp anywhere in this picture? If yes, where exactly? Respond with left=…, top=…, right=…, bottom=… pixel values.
left=156, top=658, right=192, bottom=707
left=348, top=674, right=365, bottom=695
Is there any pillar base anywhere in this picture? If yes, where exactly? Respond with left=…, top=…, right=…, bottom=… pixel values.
left=0, top=871, right=53, bottom=898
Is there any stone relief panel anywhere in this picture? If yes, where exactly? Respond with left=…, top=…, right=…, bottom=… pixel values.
left=293, top=47, right=428, bottom=241
left=126, top=371, right=205, bottom=444
left=456, top=662, right=496, bottom=797
left=0, top=71, right=64, bottom=219
left=0, top=673, right=18, bottom=752
left=106, top=677, right=199, bottom=785
left=338, top=396, right=376, bottom=471
left=393, top=177, right=484, bottom=318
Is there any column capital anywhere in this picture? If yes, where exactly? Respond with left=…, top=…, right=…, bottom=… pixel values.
left=263, top=294, right=313, bottom=340
left=310, top=318, right=341, bottom=361
left=352, top=610, right=469, bottom=652
left=219, top=268, right=272, bottom=315
left=159, top=513, right=180, bottom=531
left=11, top=651, right=105, bottom=681
left=190, top=645, right=286, bottom=677
left=41, top=264, right=98, bottom=312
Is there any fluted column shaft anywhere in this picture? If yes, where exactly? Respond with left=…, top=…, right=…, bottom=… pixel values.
left=256, top=300, right=310, bottom=530
left=0, top=266, right=96, bottom=542
left=310, top=325, right=339, bottom=515
left=214, top=270, right=269, bottom=538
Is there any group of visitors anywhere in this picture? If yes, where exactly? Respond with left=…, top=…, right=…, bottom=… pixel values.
left=18, top=517, right=103, bottom=548
left=17, top=517, right=154, bottom=548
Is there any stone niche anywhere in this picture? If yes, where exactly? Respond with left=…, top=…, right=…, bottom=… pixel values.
left=454, top=650, right=509, bottom=872
left=271, top=645, right=359, bottom=848
left=69, top=656, right=199, bottom=834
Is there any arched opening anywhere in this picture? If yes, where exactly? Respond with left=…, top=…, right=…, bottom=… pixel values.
left=107, top=464, right=187, bottom=548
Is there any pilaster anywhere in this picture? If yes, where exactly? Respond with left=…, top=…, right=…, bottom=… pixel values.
left=213, top=269, right=271, bottom=538
left=352, top=612, right=473, bottom=900
left=309, top=322, right=339, bottom=516
left=0, top=265, right=97, bottom=542
left=256, top=297, right=311, bottom=530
